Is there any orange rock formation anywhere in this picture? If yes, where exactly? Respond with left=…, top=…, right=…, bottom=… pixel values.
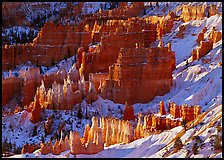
left=29, top=89, right=43, bottom=123
left=134, top=101, right=202, bottom=139
left=21, top=143, right=39, bottom=154
left=208, top=27, right=222, bottom=43
left=34, top=77, right=82, bottom=110
left=181, top=4, right=218, bottom=22
left=100, top=46, right=176, bottom=105
left=2, top=68, right=41, bottom=107
left=192, top=40, right=213, bottom=61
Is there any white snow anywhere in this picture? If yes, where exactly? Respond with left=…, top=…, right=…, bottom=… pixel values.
left=3, top=2, right=222, bottom=158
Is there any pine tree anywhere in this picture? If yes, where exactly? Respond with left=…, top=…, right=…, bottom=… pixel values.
left=192, top=143, right=198, bottom=155
left=77, top=105, right=83, bottom=121
left=33, top=126, right=37, bottom=136
left=214, top=135, right=221, bottom=150
left=174, top=137, right=183, bottom=150
left=186, top=60, right=189, bottom=67
left=182, top=118, right=187, bottom=131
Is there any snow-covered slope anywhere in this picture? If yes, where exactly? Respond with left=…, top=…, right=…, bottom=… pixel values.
left=10, top=104, right=222, bottom=158
left=3, top=2, right=222, bottom=158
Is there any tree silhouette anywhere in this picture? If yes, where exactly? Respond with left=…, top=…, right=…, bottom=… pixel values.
left=182, top=118, right=187, bottom=131
left=174, top=137, right=183, bottom=150
left=192, top=143, right=198, bottom=155
left=77, top=105, right=83, bottom=122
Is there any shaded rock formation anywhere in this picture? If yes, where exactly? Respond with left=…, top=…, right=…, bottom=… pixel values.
left=2, top=21, right=88, bottom=71
left=86, top=73, right=98, bottom=104
left=44, top=116, right=53, bottom=135
left=123, top=102, right=135, bottom=121
left=196, top=32, right=204, bottom=43
left=2, top=67, right=41, bottom=107
left=2, top=75, right=22, bottom=106
left=2, top=2, right=26, bottom=28
left=19, top=68, right=41, bottom=106
left=40, top=140, right=53, bottom=155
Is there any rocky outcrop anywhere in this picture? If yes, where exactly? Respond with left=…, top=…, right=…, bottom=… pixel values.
left=86, top=73, right=98, bottom=104
left=160, top=101, right=166, bottom=115
left=208, top=27, right=222, bottom=43
left=169, top=101, right=201, bottom=121
left=79, top=18, right=157, bottom=80
left=29, top=89, right=43, bottom=123
left=21, top=143, right=39, bottom=154
left=196, top=32, right=204, bottom=43
left=2, top=75, right=22, bottom=106
left=134, top=101, right=202, bottom=139
left=40, top=117, right=104, bottom=155
left=33, top=77, right=82, bottom=111
left=100, top=46, right=176, bottom=105
left=123, top=102, right=135, bottom=121
left=192, top=40, right=213, bottom=61
left=39, top=115, right=134, bottom=155
left=34, top=100, right=202, bottom=154
left=2, top=21, right=89, bottom=71
left=99, top=117, right=133, bottom=146
left=181, top=4, right=218, bottom=22
left=2, top=67, right=41, bottom=107
left=40, top=140, right=53, bottom=155
left=19, top=68, right=41, bottom=106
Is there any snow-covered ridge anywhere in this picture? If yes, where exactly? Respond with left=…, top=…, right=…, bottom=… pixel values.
left=2, top=2, right=222, bottom=158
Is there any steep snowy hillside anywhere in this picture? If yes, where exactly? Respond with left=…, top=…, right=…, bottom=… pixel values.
left=10, top=104, right=222, bottom=158
left=3, top=2, right=222, bottom=158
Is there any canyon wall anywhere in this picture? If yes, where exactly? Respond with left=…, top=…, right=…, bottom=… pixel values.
left=2, top=21, right=89, bottom=71
left=2, top=2, right=26, bottom=27
left=100, top=46, right=176, bottom=105
left=2, top=68, right=40, bottom=107
left=19, top=68, right=41, bottom=106
left=2, top=76, right=22, bottom=106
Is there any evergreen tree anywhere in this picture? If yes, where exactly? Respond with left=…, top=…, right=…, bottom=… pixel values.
left=214, top=135, right=221, bottom=150
left=182, top=118, right=187, bottom=131
left=186, top=60, right=189, bottom=67
left=174, top=137, right=183, bottom=150
left=33, top=126, right=37, bottom=136
left=77, top=105, right=83, bottom=122
left=192, top=143, right=198, bottom=155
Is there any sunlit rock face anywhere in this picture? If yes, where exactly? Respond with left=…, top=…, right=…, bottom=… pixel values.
left=100, top=46, right=176, bottom=105
left=2, top=22, right=84, bottom=71
left=181, top=4, right=218, bottom=22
